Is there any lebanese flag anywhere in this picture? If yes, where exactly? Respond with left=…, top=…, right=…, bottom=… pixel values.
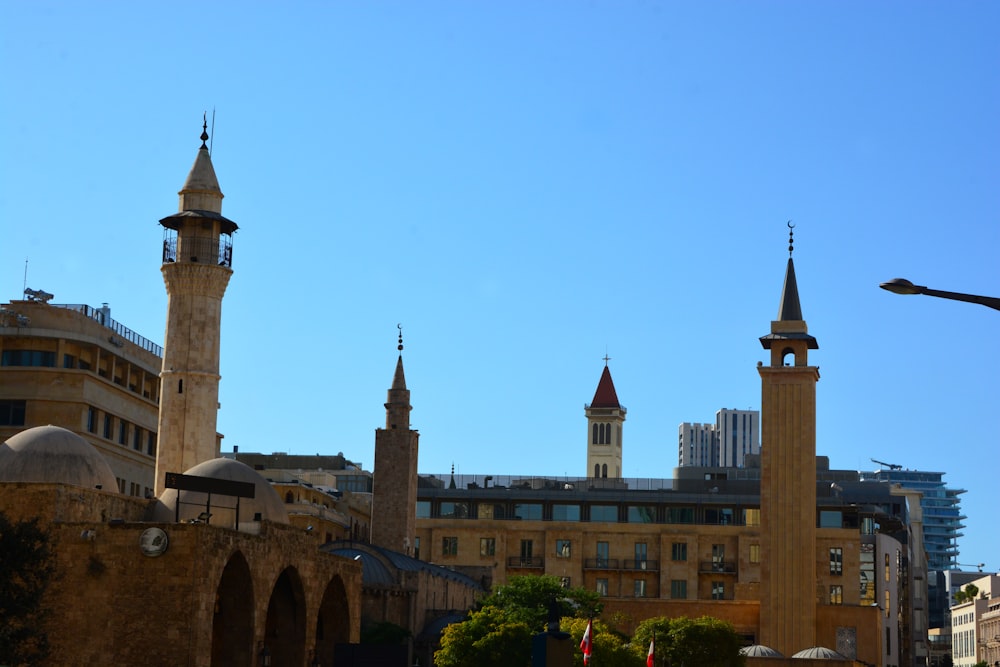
left=580, top=619, right=593, bottom=665
left=646, top=636, right=655, bottom=667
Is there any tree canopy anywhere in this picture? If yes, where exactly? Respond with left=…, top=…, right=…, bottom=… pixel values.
left=632, top=616, right=745, bottom=667
left=478, top=575, right=601, bottom=630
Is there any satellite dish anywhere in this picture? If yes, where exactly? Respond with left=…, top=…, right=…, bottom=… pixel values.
left=139, top=527, right=169, bottom=557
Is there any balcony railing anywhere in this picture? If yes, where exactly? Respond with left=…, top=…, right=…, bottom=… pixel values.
left=623, top=560, right=659, bottom=571
left=507, top=556, right=544, bottom=569
left=584, top=558, right=620, bottom=570
left=699, top=560, right=737, bottom=574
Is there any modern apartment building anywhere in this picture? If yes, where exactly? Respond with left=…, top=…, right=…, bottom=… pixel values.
left=678, top=408, right=759, bottom=468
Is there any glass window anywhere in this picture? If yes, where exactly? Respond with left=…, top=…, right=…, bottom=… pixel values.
left=520, top=540, right=533, bottom=560
left=1, top=350, right=56, bottom=367
left=634, top=542, right=647, bottom=564
left=671, top=542, right=687, bottom=561
left=0, top=400, right=27, bottom=427
left=560, top=577, right=571, bottom=588
left=749, top=544, right=761, bottom=564
left=480, top=538, right=495, bottom=557
left=704, top=507, right=734, bottom=525
left=712, top=581, right=725, bottom=600
left=514, top=503, right=542, bottom=520
left=634, top=579, right=647, bottom=598
left=596, top=541, right=609, bottom=566
left=556, top=540, right=571, bottom=558
left=627, top=506, right=656, bottom=523
left=440, top=501, right=469, bottom=518
left=830, top=547, right=843, bottom=575
left=146, top=432, right=156, bottom=456
left=820, top=510, right=842, bottom=528
left=742, top=508, right=761, bottom=526
left=830, top=585, right=843, bottom=605
left=666, top=507, right=694, bottom=524
left=132, top=427, right=143, bottom=451
left=596, top=579, right=608, bottom=596
left=416, top=501, right=431, bottom=518
left=414, top=537, right=420, bottom=559
left=103, top=414, right=113, bottom=439
left=551, top=504, right=580, bottom=521
left=670, top=580, right=687, bottom=599
left=590, top=505, right=617, bottom=522
left=442, top=536, right=458, bottom=556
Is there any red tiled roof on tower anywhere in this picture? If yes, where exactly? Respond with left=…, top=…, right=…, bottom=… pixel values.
left=590, top=365, right=621, bottom=408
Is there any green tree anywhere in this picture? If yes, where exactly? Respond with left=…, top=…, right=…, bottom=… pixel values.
left=0, top=512, right=55, bottom=666
left=435, top=606, right=533, bottom=667
left=954, top=583, right=980, bottom=604
left=632, top=616, right=745, bottom=667
left=479, top=575, right=601, bottom=630
left=564, top=617, right=642, bottom=667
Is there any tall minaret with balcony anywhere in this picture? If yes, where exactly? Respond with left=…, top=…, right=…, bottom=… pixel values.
left=757, top=225, right=819, bottom=655
left=371, top=328, right=420, bottom=555
left=154, top=120, right=238, bottom=495
left=585, top=359, right=626, bottom=479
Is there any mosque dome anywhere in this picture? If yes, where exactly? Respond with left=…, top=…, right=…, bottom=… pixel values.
left=150, top=457, right=288, bottom=529
left=791, top=646, right=848, bottom=660
left=0, top=425, right=118, bottom=492
left=739, top=645, right=784, bottom=657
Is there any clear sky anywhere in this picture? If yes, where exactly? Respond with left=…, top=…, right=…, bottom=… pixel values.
left=2, top=2, right=997, bottom=569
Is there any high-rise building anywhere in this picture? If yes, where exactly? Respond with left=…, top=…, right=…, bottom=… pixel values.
left=678, top=409, right=759, bottom=468
left=677, top=422, right=716, bottom=467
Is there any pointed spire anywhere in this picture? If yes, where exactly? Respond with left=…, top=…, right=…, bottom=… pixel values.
left=591, top=364, right=622, bottom=408
left=178, top=117, right=223, bottom=213
left=777, top=222, right=804, bottom=321
left=392, top=324, right=407, bottom=390
left=448, top=463, right=457, bottom=489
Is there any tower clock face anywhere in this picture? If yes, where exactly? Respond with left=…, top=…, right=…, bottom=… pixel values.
left=139, top=527, right=169, bottom=557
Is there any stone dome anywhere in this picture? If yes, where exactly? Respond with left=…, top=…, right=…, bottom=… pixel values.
left=0, top=425, right=118, bottom=492
left=150, top=457, right=288, bottom=530
left=740, top=645, right=784, bottom=657
left=791, top=646, right=848, bottom=660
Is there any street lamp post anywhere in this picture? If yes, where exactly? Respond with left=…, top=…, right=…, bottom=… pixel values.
left=880, top=278, right=1000, bottom=312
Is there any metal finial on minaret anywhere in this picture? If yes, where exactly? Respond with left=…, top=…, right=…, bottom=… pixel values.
left=397, top=323, right=404, bottom=352
left=200, top=113, right=209, bottom=150
left=787, top=220, right=795, bottom=257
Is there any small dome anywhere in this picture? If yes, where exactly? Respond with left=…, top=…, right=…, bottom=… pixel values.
left=0, top=425, right=118, bottom=491
left=150, top=458, right=288, bottom=529
left=740, top=645, right=784, bottom=657
left=791, top=646, right=847, bottom=660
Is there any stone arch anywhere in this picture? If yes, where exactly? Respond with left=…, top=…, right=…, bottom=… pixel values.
left=263, top=566, right=307, bottom=666
left=211, top=551, right=254, bottom=667
left=314, top=575, right=351, bottom=666
left=781, top=347, right=796, bottom=366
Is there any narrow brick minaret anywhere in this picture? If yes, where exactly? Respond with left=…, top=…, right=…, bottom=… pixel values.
left=154, top=120, right=238, bottom=495
left=371, top=328, right=420, bottom=555
left=585, top=359, right=626, bottom=479
left=758, top=225, right=819, bottom=654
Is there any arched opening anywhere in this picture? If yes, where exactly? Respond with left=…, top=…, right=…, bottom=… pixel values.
left=781, top=347, right=796, bottom=366
left=601, top=464, right=607, bottom=478
left=285, top=491, right=294, bottom=504
left=315, top=575, right=351, bottom=665
left=592, top=423, right=598, bottom=444
left=263, top=567, right=307, bottom=666
left=594, top=464, right=600, bottom=478
left=211, top=552, right=254, bottom=667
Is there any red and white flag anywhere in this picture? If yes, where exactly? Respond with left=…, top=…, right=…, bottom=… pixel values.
left=646, top=636, right=655, bottom=667
left=580, top=618, right=593, bottom=665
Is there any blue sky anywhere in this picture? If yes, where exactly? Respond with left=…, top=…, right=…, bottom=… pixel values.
left=2, top=2, right=997, bottom=569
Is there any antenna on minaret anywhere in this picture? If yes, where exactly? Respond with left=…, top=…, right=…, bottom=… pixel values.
left=210, top=107, right=216, bottom=156
left=787, top=220, right=795, bottom=257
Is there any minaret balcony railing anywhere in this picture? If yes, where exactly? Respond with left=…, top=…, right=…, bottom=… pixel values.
left=162, top=230, right=234, bottom=268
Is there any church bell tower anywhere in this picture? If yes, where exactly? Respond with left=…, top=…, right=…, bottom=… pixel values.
left=757, top=225, right=819, bottom=655
left=154, top=119, right=238, bottom=495
left=585, top=360, right=625, bottom=479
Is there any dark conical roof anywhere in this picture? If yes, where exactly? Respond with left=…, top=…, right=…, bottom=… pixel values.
left=391, top=355, right=407, bottom=390
left=591, top=366, right=621, bottom=408
left=777, top=257, right=803, bottom=321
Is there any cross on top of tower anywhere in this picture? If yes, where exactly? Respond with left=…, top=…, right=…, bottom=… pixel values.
left=602, top=354, right=611, bottom=367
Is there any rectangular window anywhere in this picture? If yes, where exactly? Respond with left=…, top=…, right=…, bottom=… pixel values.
left=520, top=540, right=533, bottom=561
left=884, top=553, right=890, bottom=582
left=712, top=581, right=725, bottom=600
left=118, top=420, right=128, bottom=445
left=480, top=538, right=495, bottom=557
left=103, top=414, right=113, bottom=439
left=830, top=585, right=843, bottom=605
left=627, top=505, right=656, bottom=523
left=671, top=542, right=687, bottom=561
left=749, top=544, right=761, bottom=564
left=116, top=478, right=126, bottom=494
left=513, top=503, right=542, bottom=520
left=634, top=542, right=647, bottom=567
left=133, top=427, right=143, bottom=451
left=884, top=590, right=890, bottom=617
left=63, top=354, right=76, bottom=369
left=442, top=536, right=458, bottom=556
left=560, top=577, right=571, bottom=588
left=596, top=579, right=608, bottom=596
left=556, top=540, right=571, bottom=558
left=416, top=501, right=431, bottom=518
left=704, top=507, right=734, bottom=525
left=830, top=547, right=843, bottom=575
left=0, top=399, right=27, bottom=426
left=670, top=580, right=687, bottom=599
left=596, top=541, right=609, bottom=566
left=1, top=350, right=56, bottom=367
left=87, top=407, right=97, bottom=433
left=439, top=501, right=469, bottom=518
left=665, top=507, right=694, bottom=524
left=551, top=504, right=581, bottom=521
left=819, top=510, right=843, bottom=528
left=146, top=432, right=156, bottom=456
left=742, top=508, right=761, bottom=526
left=590, top=505, right=617, bottom=522
left=414, top=537, right=420, bottom=560
left=712, top=544, right=725, bottom=570
left=634, top=579, right=647, bottom=598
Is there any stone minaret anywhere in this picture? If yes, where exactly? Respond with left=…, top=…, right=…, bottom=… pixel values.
left=585, top=360, right=626, bottom=479
left=371, top=328, right=419, bottom=555
left=758, top=226, right=819, bottom=655
left=154, top=120, right=238, bottom=495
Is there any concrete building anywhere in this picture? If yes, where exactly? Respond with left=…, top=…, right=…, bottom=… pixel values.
left=950, top=573, right=1000, bottom=667
left=678, top=408, right=759, bottom=468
